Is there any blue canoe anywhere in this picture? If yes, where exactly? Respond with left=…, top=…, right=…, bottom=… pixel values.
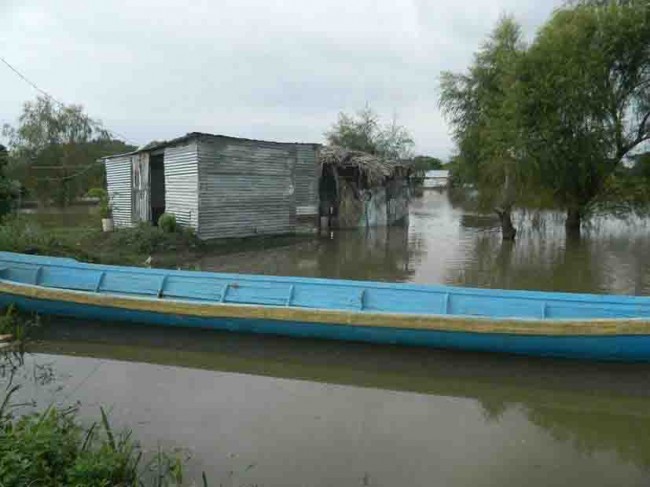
left=1, top=251, right=650, bottom=361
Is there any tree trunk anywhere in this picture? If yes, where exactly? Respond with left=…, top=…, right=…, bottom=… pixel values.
left=495, top=207, right=516, bottom=241
left=565, top=207, right=581, bottom=240
left=494, top=166, right=516, bottom=241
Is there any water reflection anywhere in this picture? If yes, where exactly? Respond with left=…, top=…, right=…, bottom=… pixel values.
left=195, top=191, right=650, bottom=295
left=7, top=193, right=650, bottom=485
left=2, top=319, right=645, bottom=485
left=197, top=224, right=424, bottom=283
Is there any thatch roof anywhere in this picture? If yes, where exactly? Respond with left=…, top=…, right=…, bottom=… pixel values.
left=318, top=146, right=408, bottom=185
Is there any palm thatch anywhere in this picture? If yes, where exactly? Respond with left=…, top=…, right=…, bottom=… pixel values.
left=318, top=146, right=408, bottom=185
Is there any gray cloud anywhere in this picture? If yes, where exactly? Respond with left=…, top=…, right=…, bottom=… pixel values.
left=1, top=0, right=564, bottom=157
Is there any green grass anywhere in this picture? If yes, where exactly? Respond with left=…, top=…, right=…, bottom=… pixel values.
left=0, top=212, right=202, bottom=267
left=0, top=309, right=191, bottom=486
left=0, top=306, right=39, bottom=345
left=0, top=386, right=184, bottom=486
left=0, top=209, right=314, bottom=269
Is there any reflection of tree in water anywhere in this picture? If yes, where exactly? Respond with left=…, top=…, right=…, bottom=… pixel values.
left=448, top=207, right=650, bottom=294
left=476, top=391, right=650, bottom=469
left=447, top=226, right=605, bottom=293
left=471, top=381, right=650, bottom=470
left=525, top=405, right=650, bottom=469
left=25, top=316, right=650, bottom=473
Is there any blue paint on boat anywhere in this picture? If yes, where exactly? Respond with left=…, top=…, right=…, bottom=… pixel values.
left=1, top=251, right=650, bottom=361
left=3, top=293, right=650, bottom=362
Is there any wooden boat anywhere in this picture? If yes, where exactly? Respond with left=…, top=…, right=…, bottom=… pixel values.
left=1, top=251, right=650, bottom=362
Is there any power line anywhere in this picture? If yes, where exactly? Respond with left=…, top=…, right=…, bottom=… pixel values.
left=31, top=160, right=105, bottom=182
left=0, top=56, right=137, bottom=145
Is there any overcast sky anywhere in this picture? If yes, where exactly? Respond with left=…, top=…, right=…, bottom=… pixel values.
left=1, top=0, right=564, bottom=159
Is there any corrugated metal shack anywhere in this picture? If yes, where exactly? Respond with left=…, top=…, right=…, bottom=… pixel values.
left=103, top=133, right=411, bottom=239
left=318, top=146, right=410, bottom=229
left=103, top=133, right=321, bottom=239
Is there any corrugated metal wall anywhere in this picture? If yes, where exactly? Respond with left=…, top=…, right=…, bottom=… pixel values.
left=164, top=141, right=199, bottom=229
left=105, top=135, right=320, bottom=239
left=104, top=155, right=133, bottom=228
left=197, top=137, right=306, bottom=239
left=294, top=145, right=320, bottom=214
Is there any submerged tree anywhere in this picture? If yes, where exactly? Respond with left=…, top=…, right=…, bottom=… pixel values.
left=325, top=106, right=415, bottom=160
left=520, top=0, right=650, bottom=238
left=440, top=17, right=528, bottom=240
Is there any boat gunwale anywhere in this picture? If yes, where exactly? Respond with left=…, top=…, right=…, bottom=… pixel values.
left=2, top=279, right=650, bottom=337
left=1, top=252, right=650, bottom=308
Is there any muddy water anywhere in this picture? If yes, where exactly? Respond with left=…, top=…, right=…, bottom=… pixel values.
left=196, top=191, right=650, bottom=295
left=7, top=191, right=650, bottom=486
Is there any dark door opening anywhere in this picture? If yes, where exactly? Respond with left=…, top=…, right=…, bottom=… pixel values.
left=150, top=154, right=166, bottom=225
left=319, top=163, right=338, bottom=228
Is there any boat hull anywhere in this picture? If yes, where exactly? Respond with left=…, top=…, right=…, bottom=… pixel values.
left=1, top=251, right=650, bottom=362
left=4, top=291, right=650, bottom=362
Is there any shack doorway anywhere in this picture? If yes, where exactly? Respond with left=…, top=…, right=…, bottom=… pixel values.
left=150, top=153, right=166, bottom=225
left=319, top=164, right=338, bottom=228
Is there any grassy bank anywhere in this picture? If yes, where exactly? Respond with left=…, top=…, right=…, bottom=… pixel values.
left=0, top=210, right=313, bottom=269
left=0, top=212, right=201, bottom=267
left=0, top=387, right=186, bottom=486
left=0, top=310, right=192, bottom=486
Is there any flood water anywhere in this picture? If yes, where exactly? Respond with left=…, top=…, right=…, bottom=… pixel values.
left=196, top=191, right=650, bottom=295
left=7, top=191, right=650, bottom=486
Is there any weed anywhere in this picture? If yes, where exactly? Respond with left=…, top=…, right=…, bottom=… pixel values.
left=0, top=388, right=186, bottom=486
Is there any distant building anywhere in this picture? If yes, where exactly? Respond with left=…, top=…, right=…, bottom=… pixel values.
left=422, top=170, right=449, bottom=189
left=103, top=133, right=410, bottom=239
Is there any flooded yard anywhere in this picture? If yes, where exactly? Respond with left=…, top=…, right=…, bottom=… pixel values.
left=7, top=191, right=650, bottom=486
left=196, top=191, right=650, bottom=295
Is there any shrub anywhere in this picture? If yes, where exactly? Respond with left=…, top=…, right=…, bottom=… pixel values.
left=158, top=213, right=177, bottom=233
left=0, top=391, right=184, bottom=487
left=85, top=188, right=107, bottom=200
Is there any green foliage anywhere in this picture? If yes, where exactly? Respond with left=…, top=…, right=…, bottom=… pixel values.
left=105, top=223, right=198, bottom=256
left=0, top=306, right=39, bottom=344
left=2, top=96, right=135, bottom=206
left=0, top=145, right=20, bottom=218
left=158, top=213, right=177, bottom=233
left=410, top=156, right=443, bottom=172
left=325, top=106, right=414, bottom=159
left=519, top=0, right=650, bottom=221
left=0, top=391, right=183, bottom=487
left=86, top=187, right=107, bottom=199
left=86, top=188, right=113, bottom=219
left=591, top=153, right=650, bottom=217
left=442, top=2, right=650, bottom=233
left=100, top=198, right=112, bottom=220
left=0, top=213, right=202, bottom=267
left=440, top=17, right=530, bottom=215
left=0, top=216, right=71, bottom=256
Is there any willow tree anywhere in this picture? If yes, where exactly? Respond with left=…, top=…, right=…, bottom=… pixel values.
left=520, top=0, right=650, bottom=238
left=2, top=96, right=133, bottom=206
left=439, top=17, right=527, bottom=240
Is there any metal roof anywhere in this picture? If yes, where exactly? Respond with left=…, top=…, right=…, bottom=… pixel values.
left=103, top=132, right=321, bottom=162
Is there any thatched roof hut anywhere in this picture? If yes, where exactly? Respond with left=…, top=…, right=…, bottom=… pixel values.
left=317, top=146, right=411, bottom=228
left=318, top=146, right=409, bottom=185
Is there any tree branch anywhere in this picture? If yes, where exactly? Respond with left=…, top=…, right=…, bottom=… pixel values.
left=619, top=110, right=650, bottom=160
left=639, top=110, right=650, bottom=141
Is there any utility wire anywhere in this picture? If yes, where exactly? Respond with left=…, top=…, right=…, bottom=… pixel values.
left=0, top=56, right=137, bottom=145
left=31, top=160, right=105, bottom=182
